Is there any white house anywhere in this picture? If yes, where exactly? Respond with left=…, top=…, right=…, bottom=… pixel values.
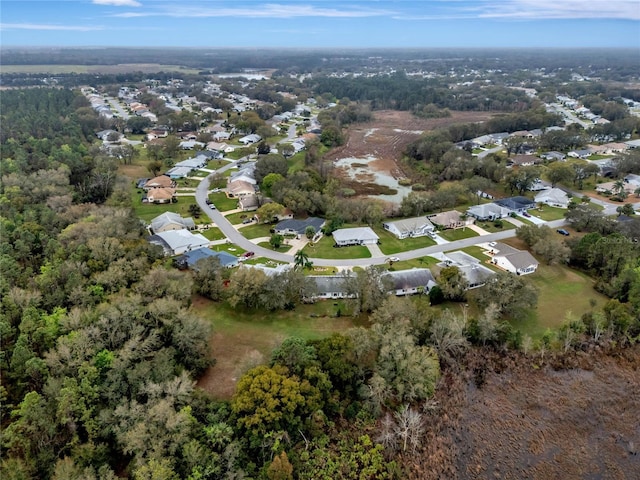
left=308, top=275, right=355, bottom=299
left=149, top=212, right=195, bottom=234
left=534, top=188, right=570, bottom=208
left=149, top=230, right=210, bottom=256
left=466, top=203, right=511, bottom=221
left=488, top=242, right=539, bottom=276
left=332, top=227, right=379, bottom=246
left=238, top=134, right=261, bottom=145
left=382, top=216, right=435, bottom=239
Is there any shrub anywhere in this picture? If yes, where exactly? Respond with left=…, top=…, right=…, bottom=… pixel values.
left=412, top=183, right=426, bottom=191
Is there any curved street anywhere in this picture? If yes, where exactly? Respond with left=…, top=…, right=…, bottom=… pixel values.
left=195, top=162, right=573, bottom=268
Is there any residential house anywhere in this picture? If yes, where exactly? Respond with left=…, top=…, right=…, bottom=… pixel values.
left=508, top=154, right=539, bottom=167
left=494, top=196, right=536, bottom=213
left=207, top=141, right=235, bottom=154
left=466, top=203, right=511, bottom=221
left=146, top=187, right=176, bottom=204
left=240, top=263, right=292, bottom=277
left=382, top=216, right=435, bottom=239
left=383, top=268, right=437, bottom=296
left=166, top=166, right=193, bottom=179
left=274, top=217, right=325, bottom=237
left=567, top=148, right=592, bottom=159
left=213, top=131, right=231, bottom=141
left=308, top=275, right=355, bottom=299
left=534, top=188, right=570, bottom=208
left=238, top=134, right=261, bottom=145
left=540, top=151, right=566, bottom=161
left=179, top=140, right=205, bottom=150
left=332, top=227, right=379, bottom=246
left=428, top=210, right=467, bottom=229
left=239, top=194, right=260, bottom=212
left=487, top=242, right=539, bottom=276
left=148, top=230, right=209, bottom=256
left=96, top=129, right=121, bottom=142
left=438, top=251, right=495, bottom=289
left=489, top=132, right=511, bottom=145
left=227, top=180, right=256, bottom=198
left=175, top=247, right=238, bottom=269
left=143, top=175, right=175, bottom=190
left=149, top=212, right=195, bottom=234
left=175, top=155, right=208, bottom=169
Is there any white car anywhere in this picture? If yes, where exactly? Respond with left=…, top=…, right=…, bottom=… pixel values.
left=388, top=256, right=400, bottom=262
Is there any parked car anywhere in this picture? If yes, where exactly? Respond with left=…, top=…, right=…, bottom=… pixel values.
left=557, top=228, right=570, bottom=236
left=388, top=256, right=400, bottom=262
left=242, top=218, right=253, bottom=224
left=241, top=251, right=255, bottom=259
left=212, top=188, right=220, bottom=193
left=522, top=212, right=531, bottom=218
left=210, top=204, right=217, bottom=210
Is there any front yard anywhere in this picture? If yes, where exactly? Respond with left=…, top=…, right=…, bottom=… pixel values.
left=303, top=235, right=371, bottom=260
left=209, top=192, right=239, bottom=211
left=372, top=226, right=437, bottom=255
left=528, top=205, right=567, bottom=221
left=438, top=227, right=479, bottom=241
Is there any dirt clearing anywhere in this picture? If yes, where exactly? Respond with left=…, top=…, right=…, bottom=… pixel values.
left=325, top=110, right=499, bottom=198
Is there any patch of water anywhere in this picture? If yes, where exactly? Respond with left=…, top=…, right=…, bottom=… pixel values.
left=334, top=156, right=412, bottom=204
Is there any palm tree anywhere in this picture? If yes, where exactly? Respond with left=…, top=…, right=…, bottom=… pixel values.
left=294, top=250, right=312, bottom=270
left=613, top=180, right=626, bottom=197
left=634, top=186, right=640, bottom=198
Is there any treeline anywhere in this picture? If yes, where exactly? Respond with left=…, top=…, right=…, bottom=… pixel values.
left=310, top=73, right=535, bottom=112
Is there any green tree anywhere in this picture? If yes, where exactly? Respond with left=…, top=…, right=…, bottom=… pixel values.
left=545, top=162, right=574, bottom=187
left=477, top=271, right=538, bottom=317
left=437, top=266, right=468, bottom=301
left=294, top=250, right=311, bottom=270
left=304, top=225, right=316, bottom=240
left=269, top=233, right=284, bottom=249
left=192, top=256, right=227, bottom=301
left=226, top=267, right=268, bottom=309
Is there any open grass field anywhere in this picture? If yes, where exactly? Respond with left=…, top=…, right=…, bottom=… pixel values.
left=303, top=235, right=371, bottom=259
left=372, top=225, right=437, bottom=255
left=193, top=296, right=364, bottom=399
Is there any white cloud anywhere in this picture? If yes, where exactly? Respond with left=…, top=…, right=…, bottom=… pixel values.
left=0, top=23, right=103, bottom=31
left=113, top=3, right=393, bottom=19
left=475, top=0, right=640, bottom=21
left=93, top=0, right=142, bottom=6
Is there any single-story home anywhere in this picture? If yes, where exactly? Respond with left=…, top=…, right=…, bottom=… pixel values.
left=382, top=216, right=435, bottom=239
left=274, top=217, right=326, bottom=236
left=332, top=227, right=379, bottom=246
left=534, top=188, right=570, bottom=208
left=494, top=196, right=536, bottom=213
left=487, top=242, right=539, bottom=276
left=540, top=151, right=566, bottom=161
left=567, top=149, right=592, bottom=159
left=428, top=210, right=467, bottom=229
left=238, top=134, right=261, bottom=145
left=466, top=203, right=511, bottom=221
left=148, top=230, right=210, bottom=256
left=175, top=155, right=208, bottom=169
left=308, top=275, right=355, bottom=299
left=508, top=155, right=539, bottom=167
left=179, top=140, right=206, bottom=150
left=146, top=187, right=176, bottom=204
left=240, top=263, right=292, bottom=277
left=149, top=212, right=195, bottom=234
left=213, top=131, right=231, bottom=141
left=175, top=247, right=238, bottom=269
left=383, top=268, right=437, bottom=296
left=144, top=175, right=176, bottom=190
left=438, top=251, right=495, bottom=289
left=166, top=166, right=193, bottom=179
left=239, top=194, right=260, bottom=212
left=227, top=180, right=256, bottom=198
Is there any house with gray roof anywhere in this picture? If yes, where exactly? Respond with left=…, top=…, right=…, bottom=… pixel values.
left=466, top=203, right=511, bottom=221
left=438, top=251, right=495, bottom=289
left=238, top=134, right=261, bottom=145
left=534, top=188, right=570, bottom=208
left=149, top=212, right=195, bottom=234
left=308, top=275, right=355, bottom=299
left=494, top=196, right=536, bottom=213
left=274, top=217, right=325, bottom=237
left=383, top=216, right=435, bottom=239
left=175, top=247, right=238, bottom=269
left=383, top=268, right=437, bottom=296
left=148, top=230, right=209, bottom=256
left=488, top=242, right=538, bottom=276
left=428, top=210, right=467, bottom=229
left=332, top=227, right=379, bottom=246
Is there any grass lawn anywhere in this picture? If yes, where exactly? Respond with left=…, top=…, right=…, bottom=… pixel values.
left=193, top=296, right=363, bottom=399
left=510, top=264, right=608, bottom=340
left=529, top=205, right=567, bottom=221
left=257, top=241, right=290, bottom=252
left=209, top=193, right=238, bottom=211
left=514, top=216, right=534, bottom=226
left=200, top=227, right=225, bottom=241
left=175, top=178, right=201, bottom=188
left=386, top=256, right=441, bottom=271
left=372, top=226, right=437, bottom=255
left=210, top=243, right=247, bottom=256
left=224, top=211, right=253, bottom=225
left=238, top=223, right=272, bottom=240
left=132, top=191, right=199, bottom=223
left=303, top=235, right=371, bottom=259
left=206, top=159, right=232, bottom=170
left=474, top=219, right=517, bottom=233
left=438, top=227, right=479, bottom=241
left=459, top=246, right=502, bottom=272
left=287, top=151, right=307, bottom=173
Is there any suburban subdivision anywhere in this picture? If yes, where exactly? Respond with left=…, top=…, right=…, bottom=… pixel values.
left=2, top=46, right=639, bottom=480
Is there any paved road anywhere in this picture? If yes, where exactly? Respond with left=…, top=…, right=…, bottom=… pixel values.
left=477, top=145, right=504, bottom=159
left=196, top=162, right=571, bottom=267
left=104, top=96, right=130, bottom=120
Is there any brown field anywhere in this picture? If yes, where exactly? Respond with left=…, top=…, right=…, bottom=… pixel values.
left=406, top=346, right=640, bottom=479
left=325, top=110, right=500, bottom=196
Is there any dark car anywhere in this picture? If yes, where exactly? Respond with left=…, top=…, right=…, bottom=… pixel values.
left=557, top=228, right=570, bottom=236
left=522, top=212, right=531, bottom=218
left=241, top=251, right=255, bottom=258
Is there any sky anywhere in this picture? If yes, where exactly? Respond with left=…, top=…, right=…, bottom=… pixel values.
left=1, top=0, right=639, bottom=48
